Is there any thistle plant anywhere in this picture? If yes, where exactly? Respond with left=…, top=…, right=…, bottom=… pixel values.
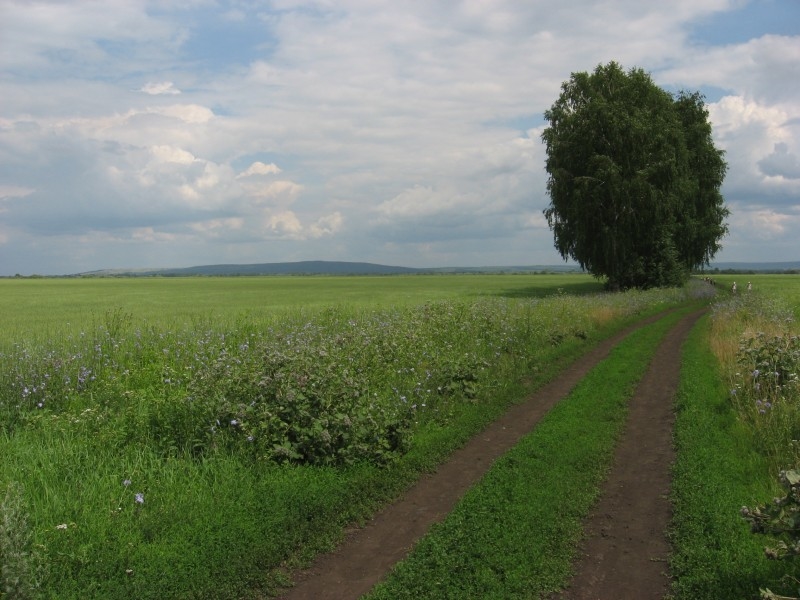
left=742, top=469, right=800, bottom=600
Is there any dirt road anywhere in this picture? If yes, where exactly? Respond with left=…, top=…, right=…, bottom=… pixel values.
left=277, top=308, right=705, bottom=600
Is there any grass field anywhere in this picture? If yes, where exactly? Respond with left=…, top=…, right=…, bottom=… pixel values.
left=0, top=274, right=603, bottom=343
left=706, top=273, right=800, bottom=318
left=0, top=274, right=689, bottom=599
left=4, top=273, right=799, bottom=599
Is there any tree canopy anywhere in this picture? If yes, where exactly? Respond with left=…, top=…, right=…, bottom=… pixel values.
left=541, top=62, right=729, bottom=290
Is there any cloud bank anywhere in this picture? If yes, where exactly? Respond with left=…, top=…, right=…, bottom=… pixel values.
left=0, top=0, right=798, bottom=274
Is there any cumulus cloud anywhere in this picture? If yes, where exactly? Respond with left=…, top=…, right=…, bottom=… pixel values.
left=151, top=145, right=196, bottom=165
left=309, top=212, right=343, bottom=238
left=264, top=211, right=304, bottom=238
left=237, top=162, right=282, bottom=177
left=759, top=143, right=800, bottom=180
left=1, top=1, right=799, bottom=273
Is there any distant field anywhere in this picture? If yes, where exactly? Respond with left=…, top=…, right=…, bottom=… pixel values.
left=0, top=274, right=601, bottom=342
left=707, top=273, right=800, bottom=316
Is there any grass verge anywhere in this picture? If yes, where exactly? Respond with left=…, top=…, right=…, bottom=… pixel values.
left=364, top=307, right=693, bottom=599
left=669, top=314, right=800, bottom=599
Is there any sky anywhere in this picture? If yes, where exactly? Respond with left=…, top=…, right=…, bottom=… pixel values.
left=1, top=0, right=799, bottom=275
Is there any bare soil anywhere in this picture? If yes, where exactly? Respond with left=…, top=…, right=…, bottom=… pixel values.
left=276, top=308, right=704, bottom=600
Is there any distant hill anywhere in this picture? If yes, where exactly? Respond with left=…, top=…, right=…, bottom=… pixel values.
left=74, top=260, right=585, bottom=277
left=61, top=259, right=800, bottom=278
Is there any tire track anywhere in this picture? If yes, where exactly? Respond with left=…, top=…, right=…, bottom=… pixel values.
left=276, top=309, right=682, bottom=600
left=553, top=308, right=706, bottom=600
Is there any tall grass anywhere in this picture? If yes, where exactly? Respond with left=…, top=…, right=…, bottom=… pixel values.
left=670, top=316, right=792, bottom=599
left=0, top=281, right=695, bottom=598
left=709, top=290, right=800, bottom=471
left=670, top=279, right=800, bottom=599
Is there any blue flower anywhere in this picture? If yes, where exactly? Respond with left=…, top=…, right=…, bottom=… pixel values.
left=135, top=493, right=144, bottom=504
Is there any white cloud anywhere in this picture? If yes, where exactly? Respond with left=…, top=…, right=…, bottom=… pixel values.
left=309, top=212, right=343, bottom=238
left=151, top=145, right=196, bottom=165
left=264, top=211, right=304, bottom=238
left=237, top=162, right=282, bottom=177
left=0, top=185, right=35, bottom=199
left=708, top=95, right=800, bottom=205
left=1, top=0, right=799, bottom=273
left=140, top=81, right=181, bottom=95
left=759, top=143, right=800, bottom=180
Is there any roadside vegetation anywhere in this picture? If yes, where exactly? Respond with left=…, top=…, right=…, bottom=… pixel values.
left=0, top=280, right=700, bottom=598
left=0, top=275, right=691, bottom=599
left=6, top=274, right=798, bottom=599
left=671, top=275, right=800, bottom=599
left=367, top=307, right=693, bottom=599
left=368, top=274, right=800, bottom=600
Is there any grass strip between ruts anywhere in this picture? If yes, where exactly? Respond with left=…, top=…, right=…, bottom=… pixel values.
left=669, top=315, right=800, bottom=599
left=365, top=307, right=693, bottom=599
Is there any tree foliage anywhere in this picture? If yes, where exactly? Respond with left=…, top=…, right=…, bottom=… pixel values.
left=542, top=62, right=729, bottom=289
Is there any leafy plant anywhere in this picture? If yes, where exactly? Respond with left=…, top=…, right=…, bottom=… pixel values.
left=742, top=469, right=800, bottom=600
left=1, top=482, right=45, bottom=599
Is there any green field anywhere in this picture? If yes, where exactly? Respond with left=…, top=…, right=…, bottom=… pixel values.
left=0, top=274, right=602, bottom=343
left=4, top=274, right=800, bottom=599
left=709, top=273, right=800, bottom=318
left=1, top=274, right=693, bottom=599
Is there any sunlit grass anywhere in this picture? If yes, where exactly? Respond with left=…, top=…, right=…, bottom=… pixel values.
left=0, top=274, right=603, bottom=345
left=0, top=278, right=695, bottom=598
left=668, top=275, right=800, bottom=599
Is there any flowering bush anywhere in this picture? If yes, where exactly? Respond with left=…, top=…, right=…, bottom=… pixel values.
left=1, top=289, right=692, bottom=467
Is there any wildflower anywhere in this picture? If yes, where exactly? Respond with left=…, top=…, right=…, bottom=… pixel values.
left=135, top=493, right=144, bottom=504
left=56, top=523, right=68, bottom=530
left=123, top=479, right=131, bottom=487
left=753, top=369, right=760, bottom=378
left=230, top=419, right=238, bottom=426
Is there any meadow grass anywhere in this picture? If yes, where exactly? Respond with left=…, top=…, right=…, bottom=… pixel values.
left=366, top=307, right=693, bottom=599
left=708, top=273, right=800, bottom=320
left=0, top=276, right=697, bottom=599
left=669, top=315, right=795, bottom=599
left=669, top=277, right=800, bottom=599
left=0, top=274, right=602, bottom=345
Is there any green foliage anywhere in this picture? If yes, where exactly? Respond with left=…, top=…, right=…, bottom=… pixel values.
left=542, top=61, right=728, bottom=290
left=1, top=482, right=45, bottom=599
left=742, top=470, right=800, bottom=600
left=692, top=284, right=800, bottom=598
left=743, top=470, right=800, bottom=561
left=669, top=316, right=795, bottom=599
left=0, top=279, right=695, bottom=599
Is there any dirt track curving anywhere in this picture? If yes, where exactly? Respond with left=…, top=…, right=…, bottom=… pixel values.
left=276, top=308, right=704, bottom=600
